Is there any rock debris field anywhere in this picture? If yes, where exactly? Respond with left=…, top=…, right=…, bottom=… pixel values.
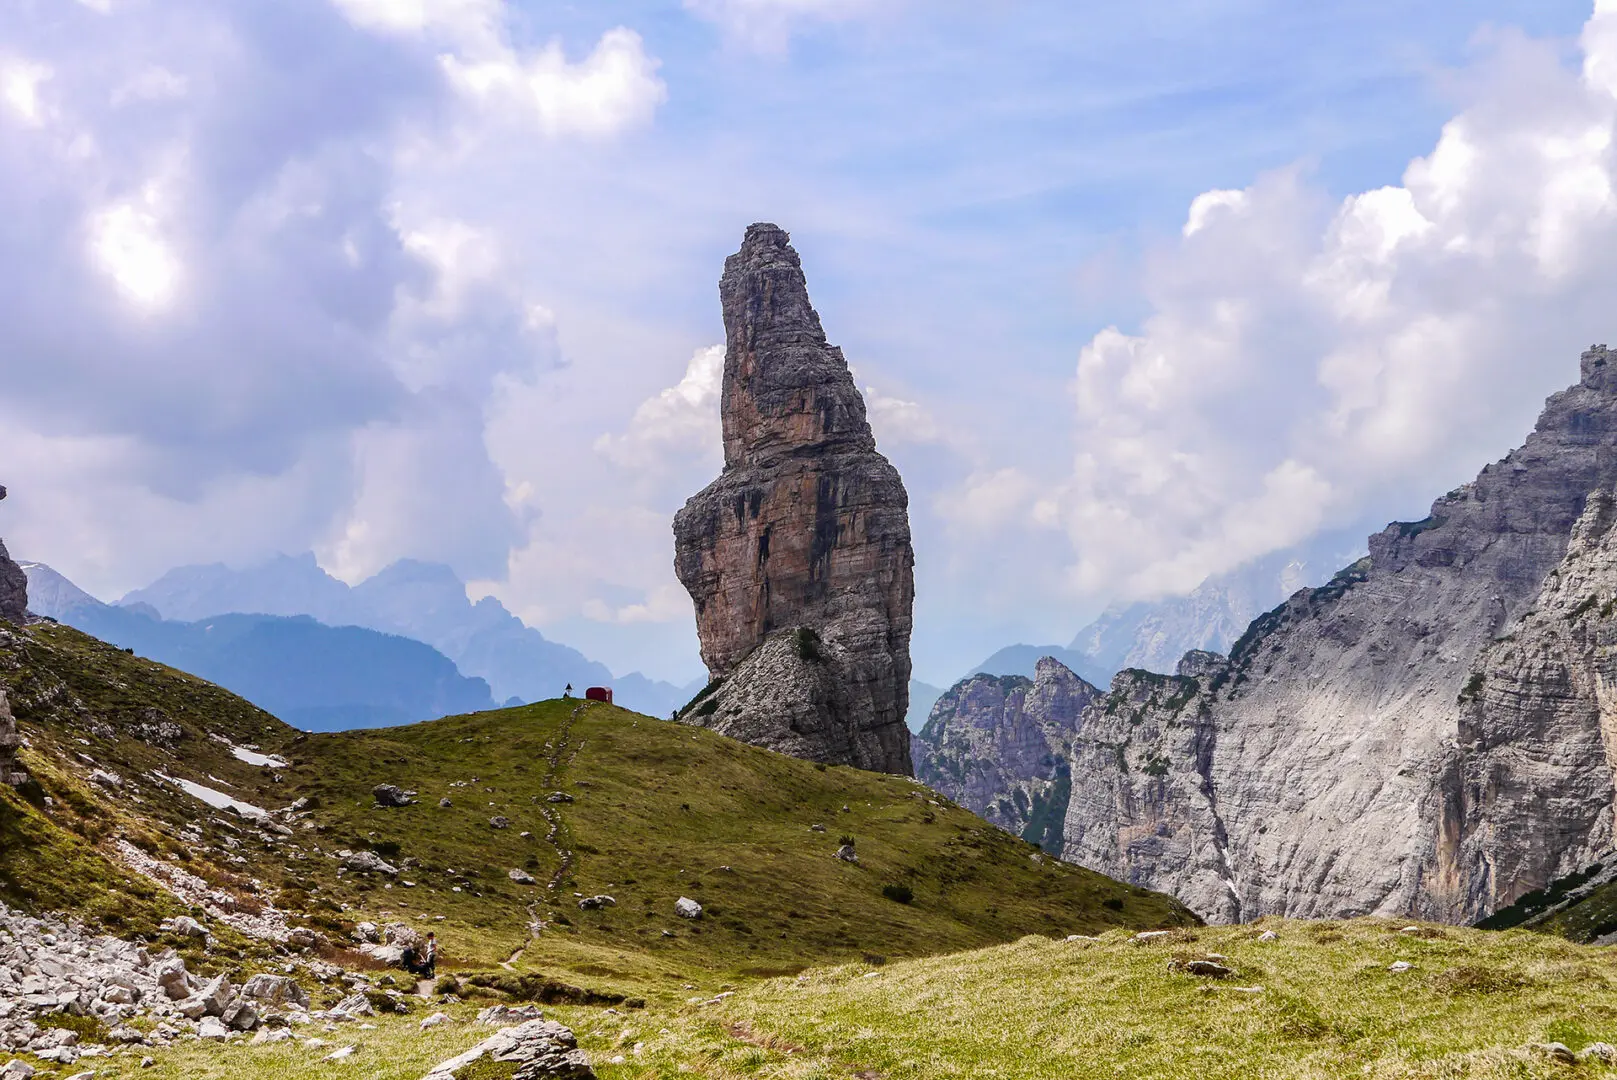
left=0, top=903, right=596, bottom=1078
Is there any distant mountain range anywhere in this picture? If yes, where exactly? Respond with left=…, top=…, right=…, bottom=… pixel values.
left=969, top=529, right=1370, bottom=689
left=23, top=556, right=700, bottom=724
left=117, top=553, right=698, bottom=717
left=21, top=562, right=494, bottom=730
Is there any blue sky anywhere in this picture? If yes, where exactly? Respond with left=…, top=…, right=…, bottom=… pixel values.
left=0, top=0, right=1612, bottom=685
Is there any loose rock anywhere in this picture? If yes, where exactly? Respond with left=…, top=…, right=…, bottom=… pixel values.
left=374, top=784, right=418, bottom=807
left=421, top=1019, right=594, bottom=1080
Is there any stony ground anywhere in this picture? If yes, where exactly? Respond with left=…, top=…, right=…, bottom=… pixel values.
left=8, top=915, right=1617, bottom=1079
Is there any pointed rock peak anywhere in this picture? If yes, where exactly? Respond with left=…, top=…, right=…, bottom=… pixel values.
left=718, top=223, right=873, bottom=468
left=1033, top=655, right=1079, bottom=682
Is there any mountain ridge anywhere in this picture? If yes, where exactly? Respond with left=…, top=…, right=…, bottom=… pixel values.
left=116, top=553, right=695, bottom=717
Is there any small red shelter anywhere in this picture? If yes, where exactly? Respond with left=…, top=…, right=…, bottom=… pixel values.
left=585, top=686, right=613, bottom=704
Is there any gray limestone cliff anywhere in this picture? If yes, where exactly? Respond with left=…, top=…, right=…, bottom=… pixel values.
left=672, top=224, right=914, bottom=774
left=1061, top=345, right=1617, bottom=924
left=912, top=657, right=1099, bottom=852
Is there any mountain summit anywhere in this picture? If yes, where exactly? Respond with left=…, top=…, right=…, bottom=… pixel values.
left=1062, top=344, right=1617, bottom=923
left=673, top=224, right=915, bottom=774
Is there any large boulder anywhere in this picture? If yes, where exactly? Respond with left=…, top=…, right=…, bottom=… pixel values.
left=421, top=1019, right=594, bottom=1080
left=672, top=224, right=915, bottom=775
left=239, top=974, right=309, bottom=1009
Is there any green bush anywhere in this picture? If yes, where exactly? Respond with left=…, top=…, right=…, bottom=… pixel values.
left=882, top=884, right=914, bottom=905
left=793, top=627, right=823, bottom=663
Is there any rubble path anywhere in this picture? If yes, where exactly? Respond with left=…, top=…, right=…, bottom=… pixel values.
left=504, top=700, right=591, bottom=968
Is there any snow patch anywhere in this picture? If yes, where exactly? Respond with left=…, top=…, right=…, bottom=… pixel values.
left=153, top=771, right=269, bottom=820
left=232, top=746, right=289, bottom=768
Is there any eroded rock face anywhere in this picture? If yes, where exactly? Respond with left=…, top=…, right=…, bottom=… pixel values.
left=0, top=689, right=24, bottom=787
left=912, top=658, right=1099, bottom=849
left=0, top=485, right=23, bottom=627
left=1062, top=345, right=1617, bottom=923
left=673, top=224, right=914, bottom=774
left=1447, top=490, right=1617, bottom=919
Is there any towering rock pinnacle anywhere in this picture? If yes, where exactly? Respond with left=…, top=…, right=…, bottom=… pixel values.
left=673, top=224, right=915, bottom=774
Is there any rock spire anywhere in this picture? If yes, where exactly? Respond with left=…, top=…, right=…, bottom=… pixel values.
left=673, top=224, right=915, bottom=774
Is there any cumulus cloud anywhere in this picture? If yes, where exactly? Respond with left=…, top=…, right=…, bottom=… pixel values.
left=685, top=0, right=885, bottom=52
left=330, top=0, right=666, bottom=138
left=0, top=57, right=52, bottom=126
left=441, top=28, right=666, bottom=138
left=595, top=345, right=724, bottom=472
left=0, top=0, right=573, bottom=593
left=864, top=384, right=943, bottom=446
left=1040, top=6, right=1617, bottom=601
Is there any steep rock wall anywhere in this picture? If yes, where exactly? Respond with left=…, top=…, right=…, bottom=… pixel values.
left=1062, top=345, right=1617, bottom=923
left=912, top=658, right=1099, bottom=848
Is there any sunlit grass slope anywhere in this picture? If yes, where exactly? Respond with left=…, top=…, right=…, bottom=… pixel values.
left=694, top=918, right=1617, bottom=1080
left=1, top=622, right=1194, bottom=1005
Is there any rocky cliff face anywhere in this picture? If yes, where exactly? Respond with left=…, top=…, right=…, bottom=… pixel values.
left=1445, top=489, right=1617, bottom=919
left=0, top=482, right=27, bottom=626
left=912, top=658, right=1099, bottom=850
left=673, top=224, right=914, bottom=774
left=1061, top=345, right=1617, bottom=923
left=0, top=687, right=24, bottom=787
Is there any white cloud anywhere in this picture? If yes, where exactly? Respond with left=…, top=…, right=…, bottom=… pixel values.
left=864, top=384, right=942, bottom=445
left=329, top=0, right=497, bottom=41
left=1, top=58, right=52, bottom=126
left=1036, top=6, right=1617, bottom=603
left=685, top=0, right=884, bottom=51
left=595, top=345, right=724, bottom=471
left=441, top=28, right=666, bottom=138
left=89, top=197, right=181, bottom=308
left=1182, top=189, right=1246, bottom=237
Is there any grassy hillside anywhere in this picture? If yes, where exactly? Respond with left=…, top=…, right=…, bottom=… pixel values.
left=64, top=918, right=1617, bottom=1080
left=702, top=918, right=1617, bottom=1080
left=0, top=621, right=1194, bottom=1003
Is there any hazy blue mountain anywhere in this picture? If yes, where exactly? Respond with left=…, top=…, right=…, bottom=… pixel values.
left=24, top=564, right=494, bottom=731
left=18, top=562, right=101, bottom=621
left=906, top=680, right=945, bottom=732
left=966, top=531, right=1373, bottom=692
left=120, top=553, right=689, bottom=715
left=1066, top=531, right=1369, bottom=679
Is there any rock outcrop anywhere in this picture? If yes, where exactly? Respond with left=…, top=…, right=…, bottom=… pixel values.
left=0, top=689, right=25, bottom=788
left=1060, top=345, right=1617, bottom=924
left=0, top=486, right=26, bottom=627
left=673, top=224, right=914, bottom=775
left=912, top=658, right=1100, bottom=850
